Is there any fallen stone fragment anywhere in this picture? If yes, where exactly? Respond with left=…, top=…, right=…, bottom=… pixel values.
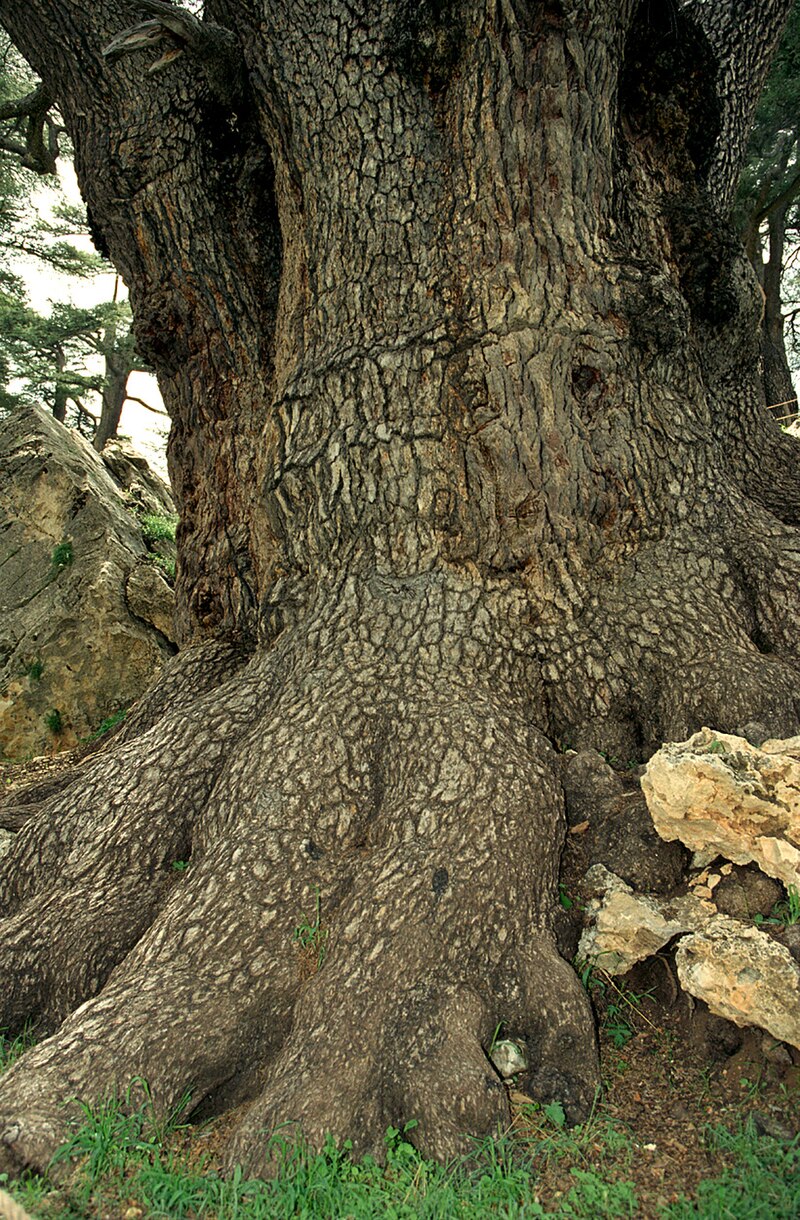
left=641, top=727, right=800, bottom=889
left=579, top=868, right=800, bottom=1051
left=577, top=869, right=697, bottom=974
left=675, top=916, right=800, bottom=1050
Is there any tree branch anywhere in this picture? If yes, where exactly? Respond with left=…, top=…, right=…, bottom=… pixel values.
left=754, top=163, right=800, bottom=229
left=102, top=0, right=246, bottom=108
left=0, top=80, right=58, bottom=173
left=125, top=394, right=168, bottom=415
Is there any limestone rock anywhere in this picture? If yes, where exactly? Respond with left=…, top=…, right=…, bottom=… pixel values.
left=578, top=868, right=700, bottom=973
left=675, top=916, right=800, bottom=1050
left=0, top=405, right=176, bottom=759
left=641, top=727, right=800, bottom=889
left=580, top=868, right=800, bottom=1050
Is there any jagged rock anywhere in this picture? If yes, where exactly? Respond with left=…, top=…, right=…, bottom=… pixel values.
left=641, top=727, right=800, bottom=889
left=0, top=405, right=176, bottom=759
left=675, top=916, right=800, bottom=1050
left=101, top=437, right=175, bottom=518
left=125, top=564, right=176, bottom=640
left=580, top=868, right=800, bottom=1051
left=578, top=867, right=698, bottom=974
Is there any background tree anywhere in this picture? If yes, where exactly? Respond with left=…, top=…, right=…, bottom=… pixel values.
left=737, top=0, right=800, bottom=413
left=0, top=0, right=799, bottom=1180
left=0, top=34, right=155, bottom=449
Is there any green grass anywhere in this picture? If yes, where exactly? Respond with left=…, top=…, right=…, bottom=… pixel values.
left=26, top=658, right=44, bottom=681
left=663, top=1121, right=800, bottom=1218
left=140, top=513, right=178, bottom=544
left=50, top=540, right=73, bottom=572
left=754, top=883, right=800, bottom=929
left=89, top=707, right=127, bottom=741
left=293, top=887, right=329, bottom=971
left=44, top=708, right=63, bottom=735
left=0, top=1025, right=36, bottom=1072
left=149, top=552, right=177, bottom=580
left=0, top=1100, right=639, bottom=1220
left=0, top=1087, right=795, bottom=1220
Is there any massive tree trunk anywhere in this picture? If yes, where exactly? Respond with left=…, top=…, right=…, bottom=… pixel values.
left=1, top=0, right=799, bottom=1178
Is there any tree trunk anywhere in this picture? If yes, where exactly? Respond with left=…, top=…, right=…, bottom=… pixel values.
left=1, top=0, right=799, bottom=1178
left=761, top=203, right=798, bottom=411
left=92, top=324, right=133, bottom=452
left=51, top=345, right=67, bottom=424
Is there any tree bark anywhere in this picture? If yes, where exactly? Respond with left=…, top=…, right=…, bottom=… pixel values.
left=92, top=323, right=135, bottom=451
left=0, top=0, right=798, bottom=1178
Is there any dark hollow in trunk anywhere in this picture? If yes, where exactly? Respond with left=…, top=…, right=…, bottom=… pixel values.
left=0, top=0, right=798, bottom=1178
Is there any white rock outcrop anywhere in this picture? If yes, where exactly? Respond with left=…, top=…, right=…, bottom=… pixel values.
left=641, top=727, right=800, bottom=889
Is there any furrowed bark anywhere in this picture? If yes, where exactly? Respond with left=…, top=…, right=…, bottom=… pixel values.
left=1, top=0, right=799, bottom=1178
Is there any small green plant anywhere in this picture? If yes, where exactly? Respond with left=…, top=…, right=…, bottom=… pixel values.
left=293, top=887, right=329, bottom=970
left=0, top=1024, right=36, bottom=1073
left=489, top=1020, right=504, bottom=1054
left=90, top=706, right=127, bottom=740
left=44, top=707, right=63, bottom=735
left=576, top=958, right=654, bottom=1048
left=558, top=882, right=575, bottom=910
left=171, top=860, right=189, bottom=873
left=149, top=552, right=177, bottom=580
left=26, top=658, right=43, bottom=681
left=140, top=512, right=178, bottom=543
left=50, top=539, right=73, bottom=571
left=755, top=882, right=800, bottom=928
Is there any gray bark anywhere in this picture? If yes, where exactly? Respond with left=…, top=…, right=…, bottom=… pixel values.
left=0, top=0, right=798, bottom=1178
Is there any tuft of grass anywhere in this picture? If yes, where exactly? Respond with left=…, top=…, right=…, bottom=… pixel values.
left=576, top=959, right=654, bottom=1049
left=140, top=513, right=178, bottom=544
left=50, top=539, right=73, bottom=572
left=0, top=1090, right=796, bottom=1220
left=44, top=707, right=63, bottom=735
left=0, top=1025, right=36, bottom=1073
left=754, top=883, right=800, bottom=928
left=149, top=552, right=177, bottom=581
left=90, top=706, right=127, bottom=741
left=26, top=658, right=44, bottom=681
left=293, top=887, right=329, bottom=971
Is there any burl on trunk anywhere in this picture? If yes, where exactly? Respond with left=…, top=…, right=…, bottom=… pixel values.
left=0, top=0, right=798, bottom=1177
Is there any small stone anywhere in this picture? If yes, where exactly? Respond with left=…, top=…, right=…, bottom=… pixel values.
left=760, top=1035, right=792, bottom=1066
left=489, top=1039, right=528, bottom=1078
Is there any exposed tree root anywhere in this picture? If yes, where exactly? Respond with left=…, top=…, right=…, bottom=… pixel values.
left=0, top=612, right=601, bottom=1175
